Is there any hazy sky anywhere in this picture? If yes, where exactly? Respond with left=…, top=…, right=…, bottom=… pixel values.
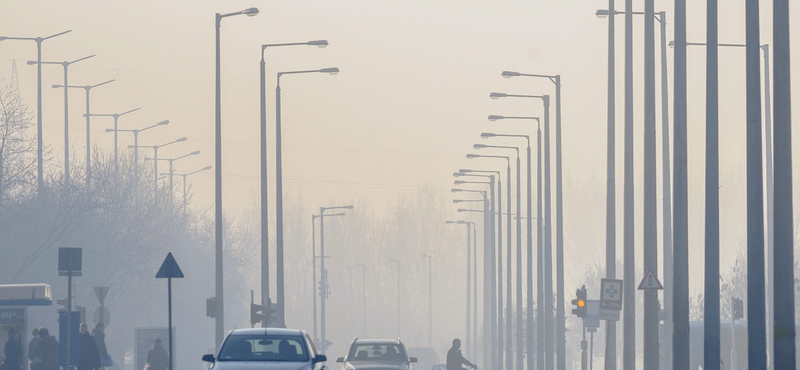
left=2, top=0, right=800, bottom=296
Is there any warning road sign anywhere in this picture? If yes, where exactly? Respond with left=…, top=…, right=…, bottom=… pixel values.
left=637, top=269, right=663, bottom=290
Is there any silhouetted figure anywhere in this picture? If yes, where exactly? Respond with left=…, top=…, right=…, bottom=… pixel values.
left=145, top=338, right=168, bottom=370
left=91, top=324, right=109, bottom=368
left=78, top=323, right=101, bottom=370
left=3, top=329, right=24, bottom=370
left=28, top=328, right=41, bottom=370
left=446, top=339, right=476, bottom=370
left=35, top=329, right=58, bottom=370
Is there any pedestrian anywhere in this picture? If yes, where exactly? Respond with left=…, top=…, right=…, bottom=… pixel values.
left=91, top=323, right=111, bottom=368
left=35, top=329, right=58, bottom=370
left=78, top=323, right=100, bottom=370
left=28, top=328, right=41, bottom=370
left=145, top=338, right=168, bottom=370
left=3, top=329, right=24, bottom=370
left=446, top=339, right=476, bottom=370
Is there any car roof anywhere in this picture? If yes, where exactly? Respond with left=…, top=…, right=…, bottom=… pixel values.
left=353, top=339, right=403, bottom=345
left=228, top=328, right=305, bottom=336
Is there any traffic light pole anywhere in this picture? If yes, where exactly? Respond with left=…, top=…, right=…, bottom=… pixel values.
left=731, top=297, right=737, bottom=370
left=581, top=325, right=587, bottom=370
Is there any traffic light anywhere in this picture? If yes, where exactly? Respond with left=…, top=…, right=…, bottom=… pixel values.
left=251, top=303, right=267, bottom=326
left=732, top=297, right=744, bottom=320
left=571, top=285, right=587, bottom=318
left=264, top=300, right=278, bottom=327
left=206, top=297, right=216, bottom=318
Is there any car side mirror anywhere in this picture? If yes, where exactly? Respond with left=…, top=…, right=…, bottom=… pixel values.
left=313, top=355, right=328, bottom=364
left=336, top=357, right=345, bottom=363
left=409, top=357, right=418, bottom=363
left=202, top=354, right=215, bottom=363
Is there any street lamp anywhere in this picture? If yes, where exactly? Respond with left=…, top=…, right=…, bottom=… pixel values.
left=85, top=107, right=141, bottom=175
left=480, top=127, right=537, bottom=370
left=500, top=70, right=565, bottom=368
left=259, top=39, right=329, bottom=330
left=310, top=211, right=345, bottom=342
left=214, top=7, right=259, bottom=349
left=446, top=220, right=477, bottom=356
left=28, top=54, right=95, bottom=191
left=130, top=137, right=187, bottom=201
left=390, top=258, right=401, bottom=338
left=473, top=147, right=517, bottom=370
left=421, top=254, right=433, bottom=347
left=454, top=170, right=497, bottom=369
left=107, top=119, right=168, bottom=206
left=52, top=79, right=115, bottom=187
left=467, top=154, right=510, bottom=370
left=174, top=165, right=211, bottom=220
left=317, top=205, right=353, bottom=353
left=275, top=67, right=339, bottom=327
left=147, top=150, right=200, bottom=204
left=1, top=29, right=72, bottom=194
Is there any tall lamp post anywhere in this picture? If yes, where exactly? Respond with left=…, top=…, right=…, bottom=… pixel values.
left=475, top=143, right=522, bottom=370
left=491, top=94, right=552, bottom=370
left=107, top=120, right=169, bottom=206
left=0, top=30, right=72, bottom=195
left=421, top=254, right=434, bottom=347
left=275, top=67, right=339, bottom=326
left=52, top=79, right=115, bottom=187
left=501, top=70, right=564, bottom=370
left=259, top=39, right=328, bottom=329
left=28, top=54, right=95, bottom=191
left=467, top=153, right=510, bottom=370
left=175, top=165, right=211, bottom=220
left=85, top=107, right=141, bottom=175
left=480, top=124, right=537, bottom=370
left=311, top=212, right=345, bottom=339
left=150, top=150, right=200, bottom=204
left=318, top=205, right=353, bottom=353
left=215, top=6, right=259, bottom=350
left=132, top=137, right=187, bottom=201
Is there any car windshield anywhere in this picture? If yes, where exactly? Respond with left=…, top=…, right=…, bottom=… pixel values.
left=218, top=335, right=309, bottom=362
left=347, top=344, right=407, bottom=362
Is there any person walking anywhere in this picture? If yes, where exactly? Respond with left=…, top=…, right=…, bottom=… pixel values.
left=35, top=329, right=57, bottom=370
left=145, top=339, right=168, bottom=370
left=78, top=324, right=100, bottom=370
left=91, top=324, right=110, bottom=368
left=446, top=339, right=476, bottom=370
left=3, top=329, right=24, bottom=370
left=28, top=328, right=41, bottom=370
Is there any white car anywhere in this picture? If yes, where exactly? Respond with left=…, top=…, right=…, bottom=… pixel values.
left=203, top=328, right=327, bottom=370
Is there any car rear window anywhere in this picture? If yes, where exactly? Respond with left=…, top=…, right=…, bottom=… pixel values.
left=348, top=343, right=407, bottom=362
left=218, top=335, right=309, bottom=362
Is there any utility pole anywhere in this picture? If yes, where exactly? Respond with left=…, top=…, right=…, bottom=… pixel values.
left=745, top=0, right=767, bottom=367
left=704, top=0, right=721, bottom=369
left=603, top=2, right=617, bottom=370
left=643, top=0, right=659, bottom=368
left=772, top=0, right=796, bottom=367
left=672, top=0, right=691, bottom=367
left=622, top=0, right=635, bottom=368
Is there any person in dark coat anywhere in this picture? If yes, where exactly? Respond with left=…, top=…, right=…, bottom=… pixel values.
left=91, top=323, right=109, bottom=368
left=28, top=328, right=41, bottom=370
left=35, top=329, right=58, bottom=370
left=3, top=329, right=24, bottom=370
left=446, top=339, right=476, bottom=370
left=78, top=323, right=101, bottom=370
left=145, top=338, right=169, bottom=370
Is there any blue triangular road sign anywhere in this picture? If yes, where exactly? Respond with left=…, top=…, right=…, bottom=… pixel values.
left=156, top=253, right=184, bottom=278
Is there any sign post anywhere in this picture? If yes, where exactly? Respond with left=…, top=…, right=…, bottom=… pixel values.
left=599, top=278, right=623, bottom=321
left=156, top=253, right=184, bottom=370
left=59, top=248, right=82, bottom=370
